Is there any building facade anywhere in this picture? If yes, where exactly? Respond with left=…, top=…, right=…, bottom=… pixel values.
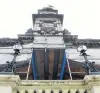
left=0, top=6, right=100, bottom=92
left=0, top=6, right=100, bottom=48
left=0, top=6, right=100, bottom=80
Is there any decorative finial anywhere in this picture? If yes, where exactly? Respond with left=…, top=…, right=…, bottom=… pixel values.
left=47, top=5, right=54, bottom=8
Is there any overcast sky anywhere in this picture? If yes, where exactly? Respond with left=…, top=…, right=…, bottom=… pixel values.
left=0, top=0, right=99, bottom=39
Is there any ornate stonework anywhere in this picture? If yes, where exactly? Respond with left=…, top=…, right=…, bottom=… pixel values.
left=0, top=7, right=100, bottom=48
left=0, top=75, right=100, bottom=93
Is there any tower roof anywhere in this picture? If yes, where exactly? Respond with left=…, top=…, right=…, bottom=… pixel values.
left=38, top=6, right=58, bottom=14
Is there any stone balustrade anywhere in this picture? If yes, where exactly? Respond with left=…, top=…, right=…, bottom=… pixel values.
left=0, top=75, right=100, bottom=93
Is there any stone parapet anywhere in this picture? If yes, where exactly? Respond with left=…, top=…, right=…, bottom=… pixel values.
left=0, top=75, right=100, bottom=93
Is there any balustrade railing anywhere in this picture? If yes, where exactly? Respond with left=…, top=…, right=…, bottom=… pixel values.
left=0, top=75, right=99, bottom=93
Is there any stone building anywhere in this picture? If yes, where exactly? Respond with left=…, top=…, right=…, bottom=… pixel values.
left=17, top=6, right=100, bottom=48
left=0, top=6, right=100, bottom=48
left=0, top=6, right=100, bottom=92
left=0, top=6, right=100, bottom=80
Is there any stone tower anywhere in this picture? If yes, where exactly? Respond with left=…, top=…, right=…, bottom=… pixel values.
left=32, top=6, right=64, bottom=35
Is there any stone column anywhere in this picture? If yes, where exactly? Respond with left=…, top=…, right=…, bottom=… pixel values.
left=19, top=90, right=25, bottom=93
left=70, top=90, right=77, bottom=93
left=79, top=89, right=86, bottom=93
left=63, top=90, right=68, bottom=93
left=45, top=90, right=51, bottom=93
left=28, top=90, right=34, bottom=93
left=53, top=90, right=59, bottom=93
left=38, top=90, right=42, bottom=93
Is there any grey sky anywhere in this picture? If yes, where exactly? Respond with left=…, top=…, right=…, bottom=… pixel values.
left=0, top=0, right=99, bottom=39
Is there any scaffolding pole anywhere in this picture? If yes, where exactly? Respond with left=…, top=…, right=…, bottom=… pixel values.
left=67, top=58, right=72, bottom=80
left=26, top=58, right=32, bottom=80
left=26, top=49, right=33, bottom=80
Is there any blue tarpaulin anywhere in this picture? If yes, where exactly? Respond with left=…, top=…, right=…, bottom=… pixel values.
left=60, top=52, right=67, bottom=80
left=31, top=50, right=37, bottom=80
